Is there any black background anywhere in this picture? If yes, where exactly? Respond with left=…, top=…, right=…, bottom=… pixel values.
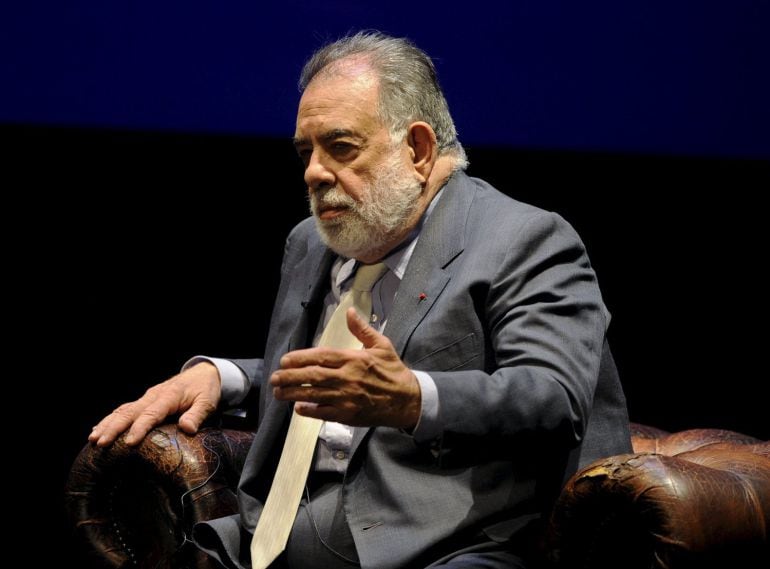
left=7, top=125, right=767, bottom=564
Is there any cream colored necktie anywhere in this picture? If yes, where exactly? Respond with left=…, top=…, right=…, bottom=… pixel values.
left=250, top=262, right=388, bottom=569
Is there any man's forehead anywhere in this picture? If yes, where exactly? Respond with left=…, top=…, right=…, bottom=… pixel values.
left=294, top=103, right=374, bottom=140
left=298, top=58, right=380, bottom=111
left=295, top=72, right=383, bottom=140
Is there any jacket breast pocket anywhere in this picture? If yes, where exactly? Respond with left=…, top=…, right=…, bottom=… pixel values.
left=407, top=332, right=479, bottom=372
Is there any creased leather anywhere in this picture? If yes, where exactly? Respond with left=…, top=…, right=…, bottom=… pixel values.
left=547, top=427, right=769, bottom=568
left=65, top=425, right=254, bottom=569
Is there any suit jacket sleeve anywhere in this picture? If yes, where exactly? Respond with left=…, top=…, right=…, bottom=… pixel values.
left=428, top=210, right=607, bottom=447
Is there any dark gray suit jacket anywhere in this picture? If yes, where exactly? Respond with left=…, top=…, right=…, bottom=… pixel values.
left=196, top=172, right=631, bottom=568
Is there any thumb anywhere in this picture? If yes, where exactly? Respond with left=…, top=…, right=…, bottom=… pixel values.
left=346, top=307, right=384, bottom=349
left=178, top=401, right=211, bottom=435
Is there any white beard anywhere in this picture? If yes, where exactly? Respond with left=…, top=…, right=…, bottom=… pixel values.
left=309, top=149, right=423, bottom=260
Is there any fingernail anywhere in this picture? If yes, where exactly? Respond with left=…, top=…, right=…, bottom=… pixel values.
left=124, top=434, right=135, bottom=445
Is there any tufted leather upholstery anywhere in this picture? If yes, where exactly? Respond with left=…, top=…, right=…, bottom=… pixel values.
left=65, top=425, right=255, bottom=568
left=546, top=424, right=769, bottom=568
left=66, top=423, right=769, bottom=568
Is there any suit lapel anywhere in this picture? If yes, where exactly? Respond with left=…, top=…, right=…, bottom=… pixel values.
left=385, top=172, right=473, bottom=355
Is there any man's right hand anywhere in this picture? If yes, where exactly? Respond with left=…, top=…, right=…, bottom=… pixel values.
left=88, top=361, right=221, bottom=447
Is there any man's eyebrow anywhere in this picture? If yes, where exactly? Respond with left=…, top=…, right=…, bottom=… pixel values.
left=293, top=129, right=361, bottom=148
left=320, top=129, right=359, bottom=142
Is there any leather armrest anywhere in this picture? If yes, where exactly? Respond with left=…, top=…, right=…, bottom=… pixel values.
left=65, top=425, right=254, bottom=568
left=546, top=428, right=769, bottom=568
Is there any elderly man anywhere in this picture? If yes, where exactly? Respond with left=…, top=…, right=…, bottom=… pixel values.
left=90, top=31, right=631, bottom=569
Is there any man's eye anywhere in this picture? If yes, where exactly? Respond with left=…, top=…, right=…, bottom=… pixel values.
left=332, top=142, right=354, bottom=154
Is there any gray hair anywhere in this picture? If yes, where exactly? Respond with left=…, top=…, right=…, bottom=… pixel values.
left=299, top=31, right=468, bottom=170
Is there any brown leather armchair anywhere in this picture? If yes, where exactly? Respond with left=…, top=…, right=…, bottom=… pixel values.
left=546, top=425, right=769, bottom=568
left=65, top=423, right=769, bottom=568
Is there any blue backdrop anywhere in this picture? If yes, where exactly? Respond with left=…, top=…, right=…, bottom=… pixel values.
left=2, top=1, right=769, bottom=157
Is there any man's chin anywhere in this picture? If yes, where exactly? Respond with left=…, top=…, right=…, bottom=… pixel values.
left=315, top=226, right=375, bottom=260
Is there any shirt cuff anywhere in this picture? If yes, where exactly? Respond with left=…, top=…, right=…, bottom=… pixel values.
left=411, top=370, right=440, bottom=442
left=182, top=355, right=250, bottom=407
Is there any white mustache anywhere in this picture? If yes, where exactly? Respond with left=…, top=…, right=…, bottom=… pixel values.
left=312, top=187, right=357, bottom=211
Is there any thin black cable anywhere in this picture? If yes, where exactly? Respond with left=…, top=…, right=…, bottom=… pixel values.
left=302, top=483, right=359, bottom=565
left=153, top=431, right=223, bottom=569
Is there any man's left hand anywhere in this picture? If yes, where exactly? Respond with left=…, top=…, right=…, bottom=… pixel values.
left=270, top=308, right=422, bottom=428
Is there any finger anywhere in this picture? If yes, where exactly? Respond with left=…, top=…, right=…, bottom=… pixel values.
left=123, top=399, right=178, bottom=445
left=89, top=408, right=125, bottom=442
left=270, top=365, right=343, bottom=388
left=90, top=421, right=123, bottom=446
left=346, top=307, right=385, bottom=349
left=279, top=347, right=352, bottom=370
left=273, top=384, right=344, bottom=404
left=90, top=403, right=144, bottom=447
left=294, top=402, right=347, bottom=423
left=178, top=397, right=217, bottom=435
left=88, top=416, right=110, bottom=442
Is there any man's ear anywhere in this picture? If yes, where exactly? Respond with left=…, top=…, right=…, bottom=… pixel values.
left=406, top=122, right=438, bottom=184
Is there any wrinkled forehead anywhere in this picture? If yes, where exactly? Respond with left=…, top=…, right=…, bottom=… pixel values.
left=299, top=57, right=381, bottom=114
left=296, top=64, right=385, bottom=138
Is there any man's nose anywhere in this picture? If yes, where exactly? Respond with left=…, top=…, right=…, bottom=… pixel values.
left=304, top=151, right=335, bottom=192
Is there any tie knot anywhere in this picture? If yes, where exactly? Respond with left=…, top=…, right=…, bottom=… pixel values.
left=351, top=262, right=388, bottom=292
